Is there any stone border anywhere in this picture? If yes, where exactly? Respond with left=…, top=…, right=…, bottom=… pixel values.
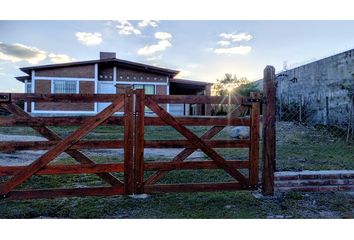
left=275, top=170, right=354, bottom=192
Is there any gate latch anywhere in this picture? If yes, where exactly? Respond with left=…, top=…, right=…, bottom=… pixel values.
left=0, top=93, right=10, bottom=102
left=243, top=97, right=263, bottom=105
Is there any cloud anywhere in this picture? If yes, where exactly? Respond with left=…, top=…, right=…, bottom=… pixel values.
left=154, top=32, right=172, bottom=40
left=138, top=32, right=172, bottom=56
left=176, top=69, right=191, bottom=79
left=146, top=55, right=163, bottom=61
left=217, top=40, right=230, bottom=46
left=214, top=46, right=252, bottom=55
left=49, top=53, right=74, bottom=63
left=116, top=20, right=141, bottom=35
left=0, top=42, right=46, bottom=64
left=220, top=32, right=253, bottom=42
left=138, top=20, right=159, bottom=28
left=75, top=32, right=102, bottom=46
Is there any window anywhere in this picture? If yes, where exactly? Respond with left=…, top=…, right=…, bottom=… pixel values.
left=25, top=83, right=32, bottom=93
left=133, top=84, right=155, bottom=95
left=53, top=80, right=77, bottom=93
left=133, top=84, right=155, bottom=112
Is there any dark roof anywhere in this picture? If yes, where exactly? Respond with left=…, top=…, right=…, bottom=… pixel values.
left=170, top=78, right=212, bottom=86
left=19, top=58, right=180, bottom=77
left=15, top=76, right=31, bottom=83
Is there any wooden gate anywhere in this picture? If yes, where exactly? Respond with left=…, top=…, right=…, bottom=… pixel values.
left=0, top=66, right=276, bottom=199
left=130, top=90, right=261, bottom=194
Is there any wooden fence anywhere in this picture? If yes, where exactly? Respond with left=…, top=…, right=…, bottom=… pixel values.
left=0, top=66, right=276, bottom=199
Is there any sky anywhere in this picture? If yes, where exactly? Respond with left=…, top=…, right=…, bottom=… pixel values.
left=1, top=20, right=354, bottom=92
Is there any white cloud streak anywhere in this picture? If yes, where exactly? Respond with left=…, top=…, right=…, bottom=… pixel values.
left=219, top=32, right=253, bottom=42
left=49, top=53, right=74, bottom=63
left=138, top=32, right=172, bottom=56
left=138, top=20, right=159, bottom=28
left=217, top=40, right=231, bottom=46
left=116, top=20, right=141, bottom=35
left=214, top=45, right=252, bottom=55
left=75, top=32, right=102, bottom=46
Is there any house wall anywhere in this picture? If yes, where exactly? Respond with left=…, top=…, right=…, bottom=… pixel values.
left=34, top=79, right=95, bottom=111
left=116, top=67, right=167, bottom=83
left=26, top=62, right=179, bottom=115
left=35, top=65, right=95, bottom=78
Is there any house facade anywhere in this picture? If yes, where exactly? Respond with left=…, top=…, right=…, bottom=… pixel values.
left=16, top=52, right=212, bottom=116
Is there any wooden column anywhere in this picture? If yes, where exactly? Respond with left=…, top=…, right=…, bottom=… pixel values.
left=249, top=92, right=260, bottom=187
left=261, top=66, right=276, bottom=196
left=123, top=89, right=134, bottom=195
left=134, top=89, right=145, bottom=193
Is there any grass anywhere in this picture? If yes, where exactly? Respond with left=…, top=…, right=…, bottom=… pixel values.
left=0, top=190, right=353, bottom=218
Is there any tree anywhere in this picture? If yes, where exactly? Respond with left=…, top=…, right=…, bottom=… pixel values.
left=212, top=73, right=259, bottom=97
left=211, top=73, right=261, bottom=116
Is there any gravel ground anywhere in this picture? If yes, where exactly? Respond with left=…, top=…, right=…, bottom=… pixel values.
left=0, top=134, right=204, bottom=166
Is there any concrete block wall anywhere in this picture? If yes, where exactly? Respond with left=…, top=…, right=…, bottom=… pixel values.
left=276, top=49, right=354, bottom=128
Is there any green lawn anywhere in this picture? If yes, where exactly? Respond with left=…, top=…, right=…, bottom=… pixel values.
left=0, top=191, right=353, bottom=218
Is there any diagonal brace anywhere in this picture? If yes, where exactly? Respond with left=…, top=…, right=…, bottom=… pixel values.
left=0, top=96, right=124, bottom=195
left=145, top=97, right=249, bottom=186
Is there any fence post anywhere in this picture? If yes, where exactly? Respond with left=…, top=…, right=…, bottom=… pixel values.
left=262, top=65, right=276, bottom=196
left=124, top=89, right=134, bottom=195
left=249, top=91, right=260, bottom=188
left=134, top=89, right=145, bottom=194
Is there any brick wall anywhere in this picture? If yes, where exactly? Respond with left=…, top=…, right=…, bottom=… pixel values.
left=275, top=170, right=354, bottom=192
left=34, top=80, right=95, bottom=111
left=35, top=65, right=95, bottom=78
left=98, top=66, right=113, bottom=81
left=116, top=67, right=167, bottom=83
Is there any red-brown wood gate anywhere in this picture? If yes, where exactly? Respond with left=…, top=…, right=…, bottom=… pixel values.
left=0, top=66, right=276, bottom=199
left=130, top=90, right=261, bottom=194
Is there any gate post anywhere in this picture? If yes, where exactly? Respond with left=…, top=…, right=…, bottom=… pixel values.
left=134, top=89, right=145, bottom=194
left=262, top=65, right=276, bottom=196
left=124, top=89, right=134, bottom=195
left=249, top=91, right=260, bottom=188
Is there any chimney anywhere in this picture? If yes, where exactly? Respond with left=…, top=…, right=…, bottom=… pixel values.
left=100, top=52, right=116, bottom=60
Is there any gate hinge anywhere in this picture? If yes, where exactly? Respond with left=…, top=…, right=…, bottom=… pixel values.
left=0, top=93, right=11, bottom=102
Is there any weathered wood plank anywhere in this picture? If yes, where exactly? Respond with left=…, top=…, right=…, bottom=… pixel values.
left=144, top=160, right=249, bottom=171
left=262, top=66, right=276, bottom=196
left=144, top=140, right=250, bottom=148
left=145, top=96, right=249, bottom=186
left=144, top=182, right=249, bottom=193
left=0, top=116, right=125, bottom=126
left=147, top=95, right=246, bottom=104
left=0, top=93, right=255, bottom=105
left=0, top=103, right=123, bottom=187
left=0, top=140, right=125, bottom=151
left=134, top=89, right=145, bottom=193
left=249, top=92, right=260, bottom=187
left=0, top=163, right=124, bottom=176
left=144, top=117, right=250, bottom=126
left=4, top=93, right=124, bottom=102
left=5, top=187, right=124, bottom=200
left=0, top=116, right=250, bottom=127
left=0, top=96, right=125, bottom=195
left=123, top=90, right=134, bottom=195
